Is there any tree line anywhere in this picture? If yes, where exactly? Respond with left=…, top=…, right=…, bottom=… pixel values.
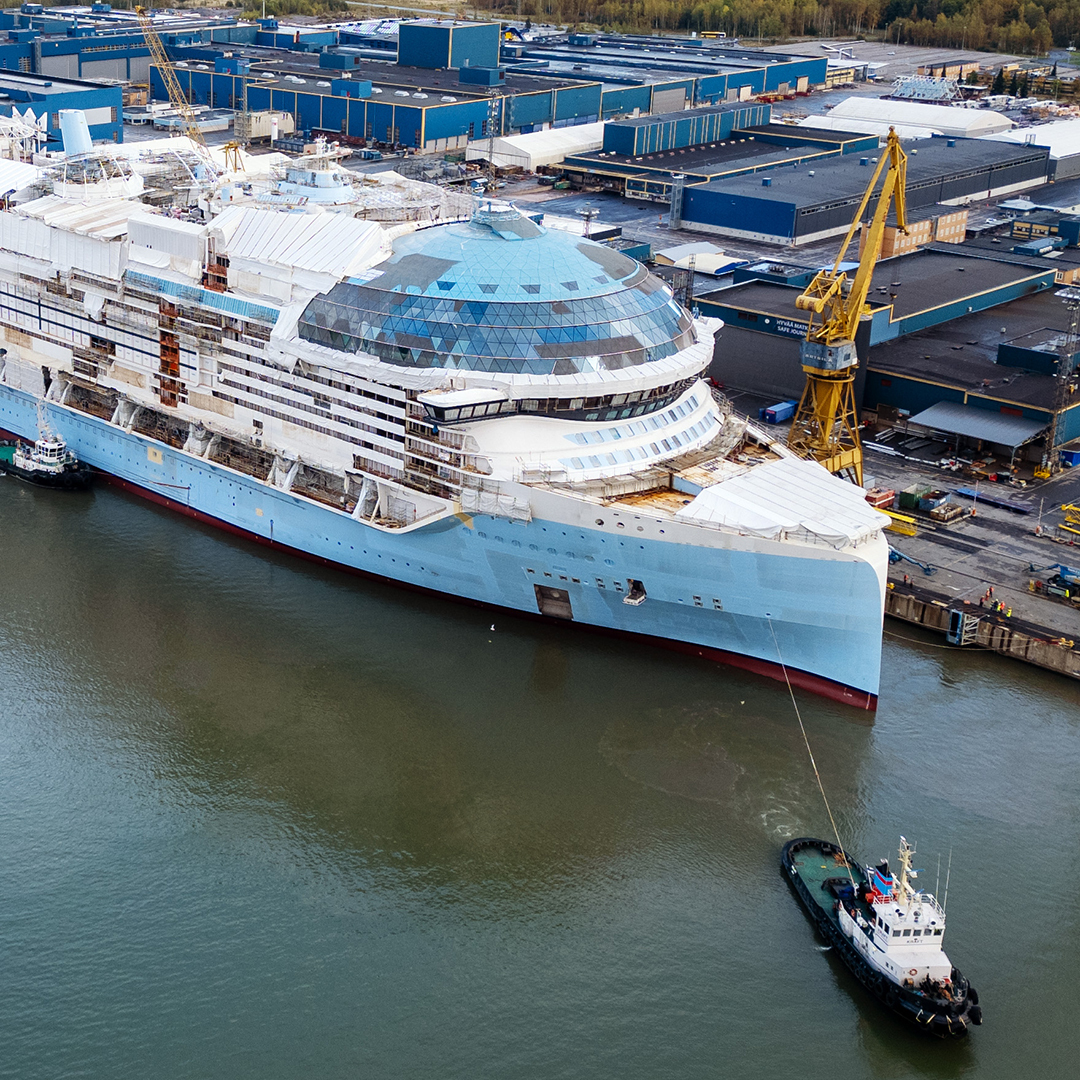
left=119, top=0, right=1080, bottom=57
left=471, top=0, right=1080, bottom=54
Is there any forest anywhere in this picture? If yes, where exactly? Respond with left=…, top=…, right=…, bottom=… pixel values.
left=479, top=1, right=1080, bottom=53
left=220, top=0, right=1080, bottom=57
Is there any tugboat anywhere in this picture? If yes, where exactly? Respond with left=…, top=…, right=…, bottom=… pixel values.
left=0, top=432, right=92, bottom=490
left=782, top=836, right=982, bottom=1037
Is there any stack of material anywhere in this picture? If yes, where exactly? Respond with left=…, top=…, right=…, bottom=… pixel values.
left=864, top=487, right=896, bottom=509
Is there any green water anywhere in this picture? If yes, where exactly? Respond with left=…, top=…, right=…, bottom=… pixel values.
left=1, top=477, right=1078, bottom=1079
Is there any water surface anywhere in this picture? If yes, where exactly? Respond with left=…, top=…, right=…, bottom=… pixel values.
left=1, top=477, right=1077, bottom=1078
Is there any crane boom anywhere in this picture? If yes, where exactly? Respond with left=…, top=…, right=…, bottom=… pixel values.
left=787, top=129, right=908, bottom=486
left=136, top=6, right=215, bottom=169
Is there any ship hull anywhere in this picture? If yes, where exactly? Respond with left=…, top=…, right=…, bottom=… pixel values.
left=0, top=384, right=885, bottom=706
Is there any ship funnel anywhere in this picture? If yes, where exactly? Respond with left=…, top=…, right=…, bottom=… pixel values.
left=59, top=110, right=93, bottom=157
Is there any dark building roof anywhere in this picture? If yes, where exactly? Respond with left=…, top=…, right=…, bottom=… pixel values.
left=689, top=137, right=1050, bottom=210
left=701, top=248, right=1051, bottom=323
left=869, top=286, right=1070, bottom=410
left=568, top=138, right=837, bottom=180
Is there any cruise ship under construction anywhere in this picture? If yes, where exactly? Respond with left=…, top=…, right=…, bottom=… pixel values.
left=0, top=111, right=889, bottom=707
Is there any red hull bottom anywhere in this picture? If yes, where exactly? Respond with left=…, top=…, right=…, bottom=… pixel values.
left=101, top=473, right=878, bottom=712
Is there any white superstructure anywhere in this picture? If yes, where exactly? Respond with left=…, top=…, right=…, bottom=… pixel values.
left=0, top=121, right=891, bottom=704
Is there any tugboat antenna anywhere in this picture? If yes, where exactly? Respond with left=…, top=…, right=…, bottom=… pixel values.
left=768, top=619, right=856, bottom=890
left=935, top=852, right=941, bottom=899
left=943, top=847, right=953, bottom=912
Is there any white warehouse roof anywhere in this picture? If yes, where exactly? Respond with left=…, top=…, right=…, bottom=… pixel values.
left=466, top=122, right=605, bottom=171
left=827, top=96, right=1015, bottom=138
left=795, top=114, right=941, bottom=141
left=984, top=119, right=1080, bottom=160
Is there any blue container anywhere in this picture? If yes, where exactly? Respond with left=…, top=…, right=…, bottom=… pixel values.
left=762, top=401, right=797, bottom=424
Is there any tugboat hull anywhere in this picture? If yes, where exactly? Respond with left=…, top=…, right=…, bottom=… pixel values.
left=0, top=444, right=93, bottom=489
left=782, top=837, right=981, bottom=1038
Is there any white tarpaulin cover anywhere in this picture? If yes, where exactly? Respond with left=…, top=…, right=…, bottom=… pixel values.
left=0, top=196, right=133, bottom=279
left=675, top=454, right=887, bottom=547
left=0, top=157, right=40, bottom=194
left=209, top=206, right=389, bottom=301
left=127, top=211, right=207, bottom=279
left=465, top=122, right=605, bottom=171
left=827, top=97, right=1015, bottom=138
left=460, top=485, right=532, bottom=522
left=653, top=241, right=743, bottom=275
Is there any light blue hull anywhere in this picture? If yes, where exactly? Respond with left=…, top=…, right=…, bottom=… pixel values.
left=0, top=385, right=885, bottom=705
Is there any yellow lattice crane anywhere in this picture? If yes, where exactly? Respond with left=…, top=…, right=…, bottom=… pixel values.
left=787, top=128, right=908, bottom=486
left=136, top=6, right=222, bottom=172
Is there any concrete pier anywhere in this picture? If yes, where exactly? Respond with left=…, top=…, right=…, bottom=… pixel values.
left=886, top=581, right=1080, bottom=681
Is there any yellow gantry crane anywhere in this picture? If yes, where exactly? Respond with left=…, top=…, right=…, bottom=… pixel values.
left=787, top=128, right=908, bottom=486
left=136, top=7, right=239, bottom=173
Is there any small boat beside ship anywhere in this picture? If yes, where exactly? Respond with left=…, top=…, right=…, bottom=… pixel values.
left=0, top=433, right=92, bottom=490
left=782, top=835, right=982, bottom=1037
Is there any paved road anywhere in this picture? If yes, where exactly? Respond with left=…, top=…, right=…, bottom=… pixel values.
left=868, top=453, right=1080, bottom=638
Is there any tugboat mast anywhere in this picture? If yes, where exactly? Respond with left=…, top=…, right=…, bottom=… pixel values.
left=895, top=836, right=917, bottom=908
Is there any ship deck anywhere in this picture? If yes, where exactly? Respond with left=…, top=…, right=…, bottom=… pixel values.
left=789, top=841, right=865, bottom=917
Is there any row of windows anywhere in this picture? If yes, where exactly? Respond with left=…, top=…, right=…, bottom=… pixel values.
left=565, top=392, right=701, bottom=445
left=218, top=361, right=404, bottom=433
left=218, top=376, right=406, bottom=454
left=426, top=380, right=696, bottom=427
left=223, top=345, right=405, bottom=411
left=211, top=391, right=407, bottom=473
left=302, top=325, right=688, bottom=376
left=560, top=413, right=717, bottom=472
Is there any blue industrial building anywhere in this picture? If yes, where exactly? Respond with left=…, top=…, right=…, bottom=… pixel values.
left=697, top=247, right=1080, bottom=455
left=0, top=6, right=241, bottom=82
left=396, top=19, right=500, bottom=71
left=502, top=38, right=827, bottom=113
left=600, top=101, right=771, bottom=156
left=699, top=250, right=1057, bottom=347
left=0, top=11, right=836, bottom=155
left=864, top=284, right=1080, bottom=454
left=681, top=138, right=1052, bottom=246
left=158, top=55, right=604, bottom=151
left=562, top=117, right=879, bottom=200
left=0, top=69, right=120, bottom=143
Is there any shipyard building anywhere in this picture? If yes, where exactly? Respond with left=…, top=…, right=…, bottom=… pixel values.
left=679, top=138, right=1050, bottom=246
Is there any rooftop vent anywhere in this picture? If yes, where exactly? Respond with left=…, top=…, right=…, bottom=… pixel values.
left=762, top=176, right=772, bottom=187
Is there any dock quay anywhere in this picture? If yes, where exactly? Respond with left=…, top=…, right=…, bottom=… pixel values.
left=886, top=581, right=1080, bottom=682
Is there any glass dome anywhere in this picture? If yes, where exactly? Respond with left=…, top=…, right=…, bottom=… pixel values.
left=297, top=203, right=696, bottom=376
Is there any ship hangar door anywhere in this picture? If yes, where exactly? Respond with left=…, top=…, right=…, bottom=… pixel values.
left=534, top=584, right=573, bottom=620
